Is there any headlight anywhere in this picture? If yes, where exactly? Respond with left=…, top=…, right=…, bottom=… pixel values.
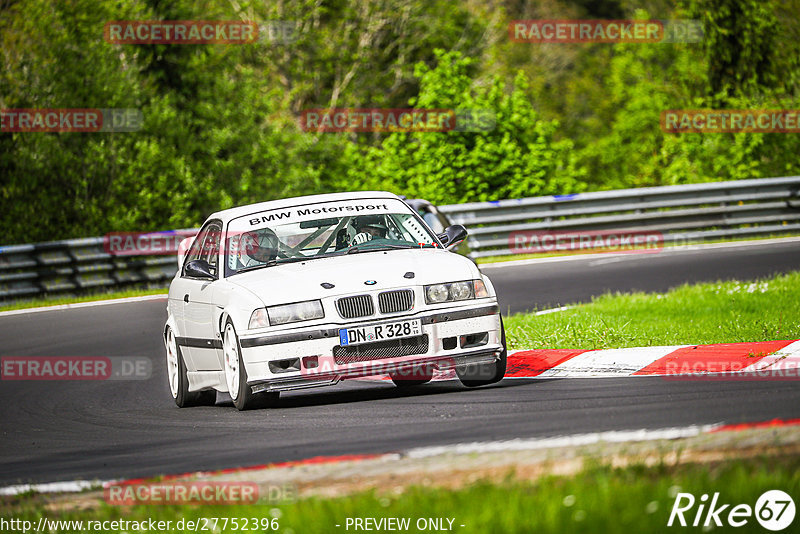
left=474, top=279, right=488, bottom=298
left=266, top=300, right=324, bottom=326
left=424, top=279, right=487, bottom=304
left=450, top=281, right=473, bottom=300
left=426, top=284, right=449, bottom=303
left=248, top=308, right=269, bottom=329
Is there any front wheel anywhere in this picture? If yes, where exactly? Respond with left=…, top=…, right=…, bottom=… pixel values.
left=223, top=320, right=279, bottom=410
left=166, top=327, right=216, bottom=407
left=456, top=316, right=507, bottom=387
left=391, top=363, right=434, bottom=387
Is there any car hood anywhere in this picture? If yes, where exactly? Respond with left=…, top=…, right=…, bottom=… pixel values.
left=226, top=249, right=478, bottom=305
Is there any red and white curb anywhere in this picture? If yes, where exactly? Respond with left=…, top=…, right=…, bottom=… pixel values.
left=504, top=339, right=800, bottom=379
left=3, top=418, right=799, bottom=497
left=363, top=339, right=800, bottom=382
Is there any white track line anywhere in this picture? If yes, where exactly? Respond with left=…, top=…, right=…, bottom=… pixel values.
left=534, top=306, right=571, bottom=316
left=480, top=236, right=800, bottom=269
left=0, top=294, right=168, bottom=317
left=0, top=480, right=109, bottom=496
left=405, top=424, right=722, bottom=458
left=1, top=297, right=565, bottom=318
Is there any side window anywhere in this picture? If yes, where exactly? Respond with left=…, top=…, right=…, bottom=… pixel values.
left=422, top=209, right=445, bottom=233
left=394, top=213, right=436, bottom=244
left=202, top=225, right=221, bottom=276
left=182, top=221, right=221, bottom=278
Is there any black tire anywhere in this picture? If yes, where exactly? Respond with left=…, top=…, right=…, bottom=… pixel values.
left=167, top=327, right=216, bottom=408
left=391, top=364, right=434, bottom=387
left=224, top=320, right=279, bottom=411
left=456, top=316, right=507, bottom=387
left=391, top=377, right=433, bottom=387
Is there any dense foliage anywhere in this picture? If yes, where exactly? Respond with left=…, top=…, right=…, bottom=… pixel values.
left=1, top=0, right=799, bottom=243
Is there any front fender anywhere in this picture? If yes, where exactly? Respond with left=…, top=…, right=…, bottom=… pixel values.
left=214, top=282, right=266, bottom=335
left=164, top=314, right=180, bottom=344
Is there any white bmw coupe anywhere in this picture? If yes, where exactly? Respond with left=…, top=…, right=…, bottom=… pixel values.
left=165, top=191, right=506, bottom=410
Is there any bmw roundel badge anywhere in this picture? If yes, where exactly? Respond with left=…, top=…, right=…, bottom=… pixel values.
left=364, top=280, right=377, bottom=285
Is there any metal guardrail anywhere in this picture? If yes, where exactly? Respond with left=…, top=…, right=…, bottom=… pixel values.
left=439, top=176, right=800, bottom=259
left=0, top=237, right=181, bottom=300
left=2, top=177, right=799, bottom=300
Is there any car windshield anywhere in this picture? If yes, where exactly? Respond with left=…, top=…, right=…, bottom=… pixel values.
left=224, top=198, right=440, bottom=276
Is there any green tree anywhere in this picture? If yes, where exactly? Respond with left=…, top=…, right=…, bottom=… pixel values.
left=682, top=0, right=789, bottom=101
left=346, top=50, right=584, bottom=203
left=1, top=0, right=494, bottom=243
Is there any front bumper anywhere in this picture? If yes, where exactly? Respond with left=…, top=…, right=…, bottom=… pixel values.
left=238, top=304, right=502, bottom=393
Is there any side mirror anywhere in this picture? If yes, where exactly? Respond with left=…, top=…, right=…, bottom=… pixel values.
left=437, top=224, right=468, bottom=250
left=183, top=259, right=215, bottom=280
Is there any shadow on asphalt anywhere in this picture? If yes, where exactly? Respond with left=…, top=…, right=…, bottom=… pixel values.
left=214, top=377, right=559, bottom=410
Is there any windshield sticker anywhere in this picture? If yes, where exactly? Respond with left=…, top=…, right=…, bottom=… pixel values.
left=235, top=200, right=397, bottom=229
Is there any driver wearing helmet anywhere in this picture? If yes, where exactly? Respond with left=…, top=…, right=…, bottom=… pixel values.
left=352, top=215, right=388, bottom=245
left=235, top=227, right=280, bottom=268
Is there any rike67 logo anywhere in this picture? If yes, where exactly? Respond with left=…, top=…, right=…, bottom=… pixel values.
left=669, top=490, right=795, bottom=531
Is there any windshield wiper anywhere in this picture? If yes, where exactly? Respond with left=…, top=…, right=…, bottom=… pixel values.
left=343, top=243, right=417, bottom=255
left=274, top=256, right=310, bottom=264
left=382, top=243, right=415, bottom=249
left=237, top=256, right=308, bottom=273
left=236, top=263, right=270, bottom=274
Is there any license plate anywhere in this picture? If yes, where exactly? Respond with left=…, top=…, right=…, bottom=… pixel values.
left=339, top=319, right=422, bottom=346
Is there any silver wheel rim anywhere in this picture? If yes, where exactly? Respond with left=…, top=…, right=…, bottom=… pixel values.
left=166, top=329, right=179, bottom=398
left=223, top=324, right=240, bottom=400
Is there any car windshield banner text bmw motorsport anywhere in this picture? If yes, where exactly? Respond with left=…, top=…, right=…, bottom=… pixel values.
left=103, top=200, right=408, bottom=255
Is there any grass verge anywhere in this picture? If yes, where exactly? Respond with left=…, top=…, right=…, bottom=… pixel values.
left=2, top=453, right=798, bottom=533
left=505, top=271, right=800, bottom=349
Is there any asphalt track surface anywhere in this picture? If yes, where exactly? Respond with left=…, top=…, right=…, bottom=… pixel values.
left=1, top=240, right=799, bottom=485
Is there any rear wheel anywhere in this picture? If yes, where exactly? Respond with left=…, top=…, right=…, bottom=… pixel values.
left=166, top=327, right=216, bottom=407
left=223, top=320, right=279, bottom=410
left=456, top=316, right=507, bottom=388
